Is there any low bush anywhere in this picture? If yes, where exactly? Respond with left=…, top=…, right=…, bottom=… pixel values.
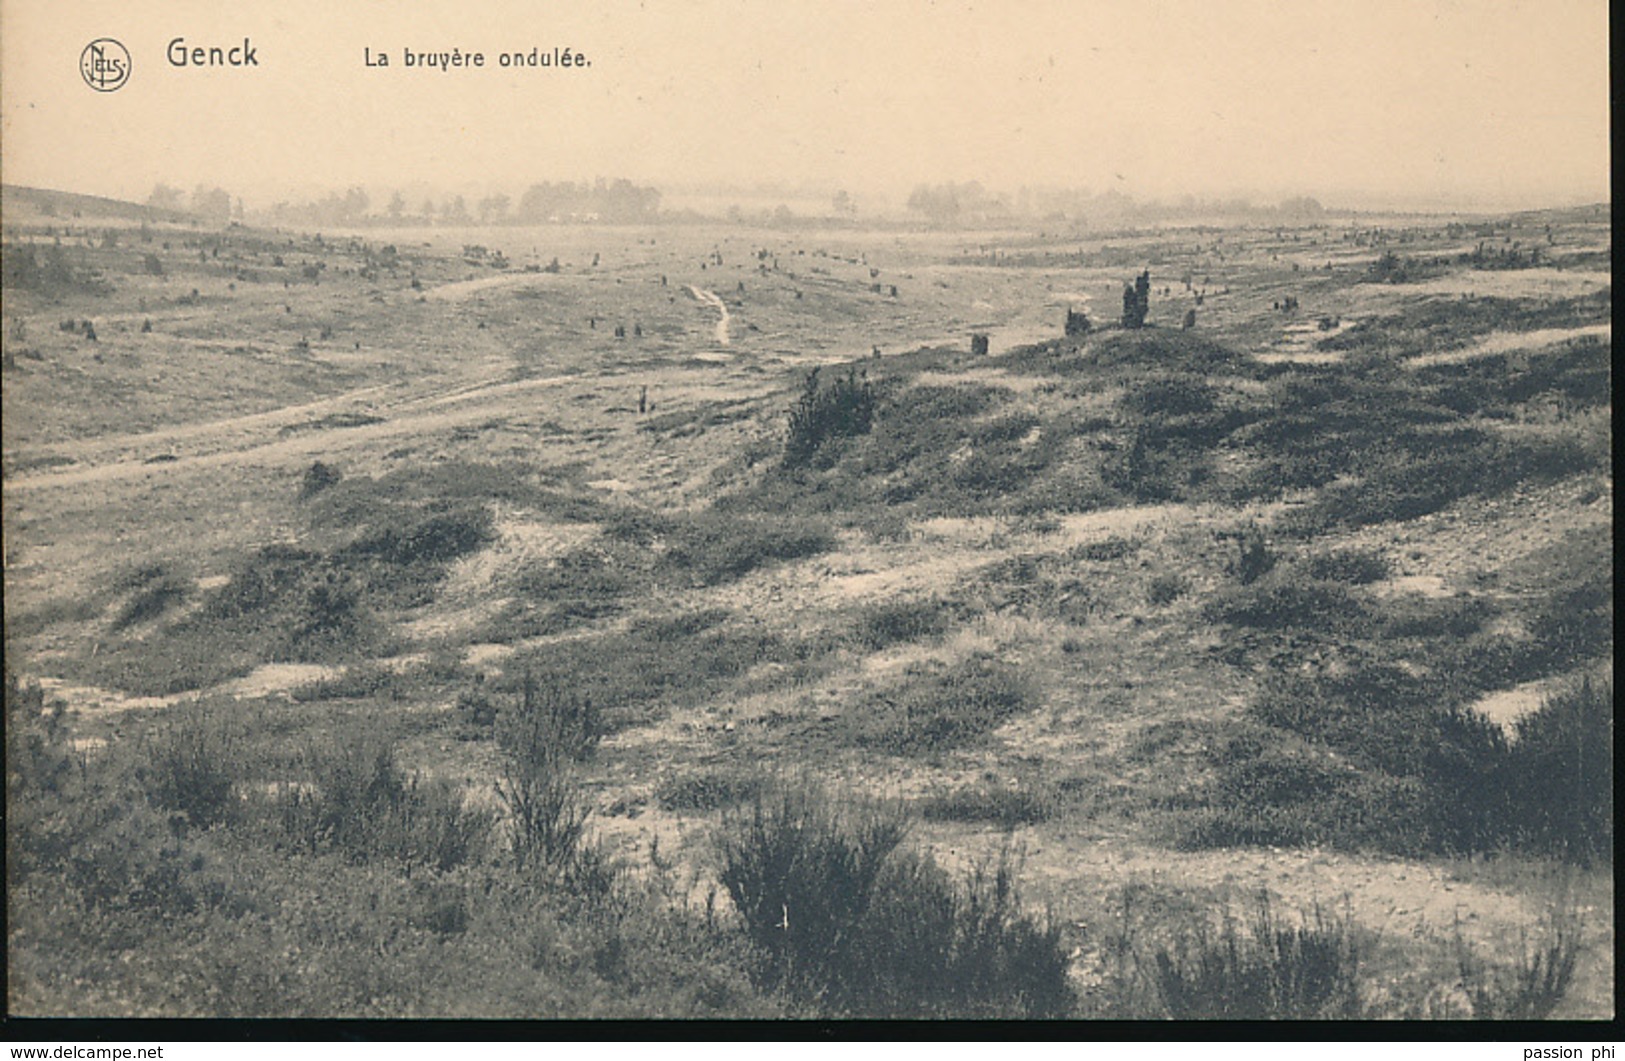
left=845, top=656, right=1034, bottom=756
left=1300, top=434, right=1601, bottom=532
left=784, top=366, right=875, bottom=467
left=1185, top=727, right=1429, bottom=853
left=716, top=782, right=1073, bottom=1017
left=1457, top=909, right=1582, bottom=1019
left=1150, top=892, right=1364, bottom=1019
left=505, top=622, right=803, bottom=731
left=1504, top=679, right=1613, bottom=864
left=657, top=768, right=766, bottom=812
left=1201, top=664, right=1612, bottom=863
left=1122, top=376, right=1217, bottom=418
left=1234, top=526, right=1276, bottom=586
left=850, top=599, right=951, bottom=650
left=141, top=708, right=239, bottom=830
left=300, top=461, right=342, bottom=498
left=662, top=513, right=836, bottom=586
left=495, top=673, right=601, bottom=875
left=277, top=739, right=493, bottom=874
left=112, top=566, right=191, bottom=629
left=917, top=779, right=1056, bottom=828
left=1204, top=573, right=1364, bottom=632
left=1147, top=572, right=1190, bottom=606
left=1305, top=547, right=1391, bottom=585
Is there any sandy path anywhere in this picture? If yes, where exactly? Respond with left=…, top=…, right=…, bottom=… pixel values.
left=424, top=271, right=558, bottom=302
left=688, top=286, right=730, bottom=345
left=0, top=368, right=597, bottom=493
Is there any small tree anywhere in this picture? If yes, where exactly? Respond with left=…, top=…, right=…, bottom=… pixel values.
left=494, top=672, right=601, bottom=873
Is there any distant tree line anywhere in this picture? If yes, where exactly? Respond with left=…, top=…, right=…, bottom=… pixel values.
left=514, top=179, right=662, bottom=224
left=905, top=182, right=1011, bottom=225
left=147, top=183, right=240, bottom=223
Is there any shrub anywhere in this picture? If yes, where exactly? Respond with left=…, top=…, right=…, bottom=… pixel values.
left=917, top=779, right=1056, bottom=828
left=846, top=656, right=1034, bottom=755
left=454, top=679, right=499, bottom=737
left=784, top=365, right=875, bottom=466
left=300, top=461, right=342, bottom=498
left=278, top=738, right=493, bottom=873
left=716, top=782, right=1073, bottom=1017
left=1204, top=574, right=1363, bottom=632
left=852, top=847, right=1074, bottom=1018
left=495, top=673, right=601, bottom=874
left=1251, top=666, right=1445, bottom=776
left=343, top=504, right=493, bottom=567
left=1504, top=679, right=1613, bottom=864
left=1234, top=526, right=1276, bottom=586
left=278, top=570, right=378, bottom=662
left=1457, top=910, right=1581, bottom=1020
left=6, top=670, right=74, bottom=799
left=1524, top=577, right=1613, bottom=673
left=850, top=600, right=951, bottom=650
left=1147, top=572, right=1190, bottom=606
left=112, top=566, right=190, bottom=629
left=1151, top=892, right=1363, bottom=1019
left=1186, top=728, right=1429, bottom=853
left=663, top=513, right=836, bottom=586
left=1123, top=376, right=1216, bottom=418
left=497, top=671, right=603, bottom=766
left=141, top=709, right=239, bottom=829
left=657, top=768, right=766, bottom=812
left=1305, top=547, right=1390, bottom=585
left=718, top=783, right=907, bottom=1001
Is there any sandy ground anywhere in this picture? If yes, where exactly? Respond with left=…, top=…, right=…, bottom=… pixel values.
left=3, top=205, right=1612, bottom=1018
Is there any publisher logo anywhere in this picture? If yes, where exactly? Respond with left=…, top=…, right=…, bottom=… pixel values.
left=80, top=38, right=131, bottom=91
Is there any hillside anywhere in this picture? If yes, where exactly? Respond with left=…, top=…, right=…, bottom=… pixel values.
left=3, top=200, right=1612, bottom=1019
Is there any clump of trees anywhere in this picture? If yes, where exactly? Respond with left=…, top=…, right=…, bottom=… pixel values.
left=515, top=179, right=661, bottom=224
left=905, top=182, right=1010, bottom=226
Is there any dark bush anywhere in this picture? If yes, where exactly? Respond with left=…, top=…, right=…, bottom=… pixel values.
left=663, top=514, right=836, bottom=586
left=917, top=780, right=1055, bottom=827
left=278, top=738, right=492, bottom=873
left=1504, top=679, right=1613, bottom=864
left=344, top=504, right=493, bottom=566
left=1204, top=575, right=1363, bottom=633
left=1123, top=376, right=1216, bottom=418
left=1187, top=728, right=1428, bottom=853
left=142, top=710, right=239, bottom=829
left=498, top=670, right=603, bottom=767
left=785, top=366, right=875, bottom=466
left=1152, top=892, right=1363, bottom=1019
left=656, top=768, right=766, bottom=812
left=495, top=673, right=601, bottom=874
left=1235, top=527, right=1276, bottom=585
left=1147, top=572, right=1190, bottom=606
left=112, top=569, right=190, bottom=629
left=1458, top=911, right=1582, bottom=1020
left=300, top=461, right=343, bottom=498
left=716, top=783, right=1073, bottom=1017
left=851, top=600, right=951, bottom=650
left=718, top=783, right=907, bottom=1002
left=1305, top=548, right=1390, bottom=585
left=846, top=657, right=1033, bottom=755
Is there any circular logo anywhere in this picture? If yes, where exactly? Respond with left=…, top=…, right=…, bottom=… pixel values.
left=80, top=38, right=131, bottom=92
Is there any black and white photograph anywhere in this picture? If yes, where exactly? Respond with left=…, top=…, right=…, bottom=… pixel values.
left=1, top=0, right=1612, bottom=1025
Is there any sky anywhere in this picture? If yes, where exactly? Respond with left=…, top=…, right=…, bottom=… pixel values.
left=0, top=0, right=1611, bottom=212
